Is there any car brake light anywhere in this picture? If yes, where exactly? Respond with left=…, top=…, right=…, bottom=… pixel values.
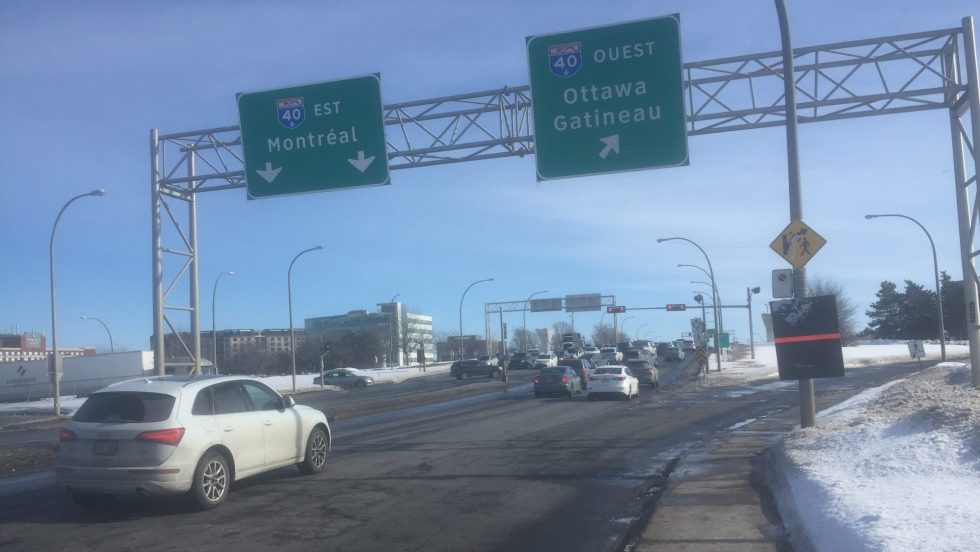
left=533, top=378, right=540, bottom=384
left=59, top=429, right=77, bottom=442
left=136, top=428, right=185, bottom=446
left=561, top=375, right=569, bottom=383
left=617, top=376, right=626, bottom=381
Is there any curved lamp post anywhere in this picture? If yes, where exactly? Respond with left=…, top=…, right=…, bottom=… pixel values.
left=635, top=323, right=648, bottom=341
left=51, top=189, right=105, bottom=416
left=79, top=316, right=113, bottom=354
left=288, top=245, right=323, bottom=393
left=523, top=290, right=548, bottom=352
left=678, top=263, right=723, bottom=334
left=459, top=278, right=494, bottom=360
left=619, top=315, right=635, bottom=343
left=660, top=237, right=721, bottom=372
left=211, top=271, right=234, bottom=373
left=866, top=214, right=946, bottom=361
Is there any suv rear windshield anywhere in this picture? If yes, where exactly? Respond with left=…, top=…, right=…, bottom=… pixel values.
left=73, top=392, right=176, bottom=423
left=538, top=367, right=564, bottom=375
left=626, top=360, right=651, bottom=368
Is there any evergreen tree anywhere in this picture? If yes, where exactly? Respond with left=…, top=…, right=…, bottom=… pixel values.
left=940, top=271, right=966, bottom=340
left=901, top=280, right=938, bottom=339
left=866, top=281, right=902, bottom=338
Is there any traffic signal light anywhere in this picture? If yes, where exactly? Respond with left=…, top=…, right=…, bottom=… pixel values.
left=606, top=306, right=626, bottom=313
left=666, top=304, right=687, bottom=311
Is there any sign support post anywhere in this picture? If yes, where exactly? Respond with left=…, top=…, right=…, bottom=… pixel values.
left=774, top=0, right=816, bottom=427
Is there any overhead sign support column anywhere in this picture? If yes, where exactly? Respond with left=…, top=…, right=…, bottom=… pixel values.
left=527, top=15, right=688, bottom=180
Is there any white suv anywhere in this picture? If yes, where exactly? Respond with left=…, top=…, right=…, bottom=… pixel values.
left=57, top=375, right=331, bottom=510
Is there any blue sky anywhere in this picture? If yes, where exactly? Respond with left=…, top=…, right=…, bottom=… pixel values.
left=1, top=0, right=978, bottom=352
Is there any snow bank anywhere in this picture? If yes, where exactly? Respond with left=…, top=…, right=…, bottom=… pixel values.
left=701, top=342, right=969, bottom=389
left=771, top=362, right=980, bottom=552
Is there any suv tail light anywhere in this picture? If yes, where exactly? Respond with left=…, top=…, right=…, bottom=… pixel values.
left=59, top=429, right=77, bottom=442
left=136, top=428, right=185, bottom=446
left=533, top=378, right=540, bottom=384
left=561, top=375, right=569, bottom=383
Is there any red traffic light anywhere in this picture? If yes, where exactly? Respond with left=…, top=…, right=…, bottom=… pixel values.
left=666, top=304, right=686, bottom=311
left=606, top=306, right=626, bottom=313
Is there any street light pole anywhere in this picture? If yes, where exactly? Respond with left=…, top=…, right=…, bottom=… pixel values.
left=79, top=316, right=114, bottom=354
left=660, top=237, right=721, bottom=372
left=865, top=214, right=947, bottom=361
left=459, top=278, right=494, bottom=360
left=288, top=245, right=323, bottom=393
left=523, top=290, right=548, bottom=352
left=747, top=286, right=760, bottom=359
left=620, top=316, right=635, bottom=343
left=50, top=189, right=105, bottom=416
left=693, top=293, right=708, bottom=342
left=635, top=323, right=648, bottom=341
left=211, top=271, right=234, bottom=373
left=679, top=263, right=723, bottom=337
left=774, top=0, right=815, bottom=427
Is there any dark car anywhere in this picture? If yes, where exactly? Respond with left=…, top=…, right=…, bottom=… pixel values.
left=533, top=366, right=582, bottom=397
left=451, top=358, right=502, bottom=380
left=656, top=342, right=670, bottom=355
left=509, top=352, right=536, bottom=370
left=557, top=358, right=594, bottom=390
left=625, top=360, right=660, bottom=387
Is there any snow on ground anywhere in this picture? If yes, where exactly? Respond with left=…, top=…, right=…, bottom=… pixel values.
left=261, top=362, right=452, bottom=394
left=770, top=362, right=980, bottom=552
left=700, top=341, right=969, bottom=389
left=0, top=362, right=454, bottom=415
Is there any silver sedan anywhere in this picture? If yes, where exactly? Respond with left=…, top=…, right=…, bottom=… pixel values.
left=314, top=369, right=375, bottom=388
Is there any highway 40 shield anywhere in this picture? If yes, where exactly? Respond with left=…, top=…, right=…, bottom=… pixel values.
left=549, top=42, right=582, bottom=78
left=277, top=97, right=305, bottom=129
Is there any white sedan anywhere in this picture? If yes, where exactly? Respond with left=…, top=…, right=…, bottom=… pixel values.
left=57, top=375, right=331, bottom=510
left=599, top=347, right=623, bottom=363
left=535, top=353, right=557, bottom=367
left=587, top=365, right=639, bottom=400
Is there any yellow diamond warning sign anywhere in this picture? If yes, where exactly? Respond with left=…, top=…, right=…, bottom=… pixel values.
left=770, top=220, right=826, bottom=269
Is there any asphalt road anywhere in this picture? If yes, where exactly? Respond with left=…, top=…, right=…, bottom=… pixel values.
left=0, top=356, right=928, bottom=552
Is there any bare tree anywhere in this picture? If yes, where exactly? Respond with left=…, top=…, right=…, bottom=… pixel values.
left=510, top=328, right=539, bottom=351
left=399, top=313, right=430, bottom=365
left=809, top=276, right=859, bottom=345
left=550, top=321, right=572, bottom=351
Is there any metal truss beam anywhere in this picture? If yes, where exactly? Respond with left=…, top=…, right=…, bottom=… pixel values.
left=155, top=26, right=964, bottom=192
left=151, top=22, right=980, bottom=381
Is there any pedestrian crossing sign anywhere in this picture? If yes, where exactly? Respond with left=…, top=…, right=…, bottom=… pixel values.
left=770, top=220, right=826, bottom=269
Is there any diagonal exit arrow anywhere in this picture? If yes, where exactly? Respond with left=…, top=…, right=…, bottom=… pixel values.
left=598, top=135, right=620, bottom=159
left=256, top=162, right=282, bottom=183
left=348, top=151, right=375, bottom=173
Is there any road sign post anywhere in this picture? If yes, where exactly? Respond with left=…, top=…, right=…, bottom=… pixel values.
left=238, top=75, right=390, bottom=198
left=527, top=15, right=688, bottom=180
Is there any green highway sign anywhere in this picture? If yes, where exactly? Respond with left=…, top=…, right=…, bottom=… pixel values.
left=526, top=15, right=688, bottom=181
left=238, top=75, right=389, bottom=199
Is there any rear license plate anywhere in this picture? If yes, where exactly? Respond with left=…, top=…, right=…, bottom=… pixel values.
left=92, top=440, right=118, bottom=456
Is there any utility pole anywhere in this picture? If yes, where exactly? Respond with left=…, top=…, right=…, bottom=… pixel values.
left=775, top=0, right=815, bottom=427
